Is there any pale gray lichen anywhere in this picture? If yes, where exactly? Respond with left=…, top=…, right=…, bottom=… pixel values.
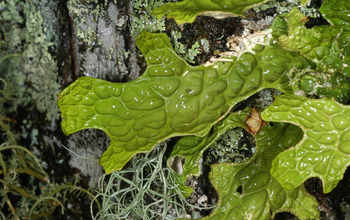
left=171, top=30, right=186, bottom=54
left=67, top=0, right=108, bottom=24
left=0, top=0, right=60, bottom=121
left=67, top=0, right=89, bottom=23
left=108, top=46, right=114, bottom=60
left=67, top=0, right=109, bottom=52
left=204, top=128, right=254, bottom=165
left=253, top=0, right=320, bottom=18
left=117, top=50, right=131, bottom=66
left=130, top=0, right=166, bottom=39
left=20, top=2, right=60, bottom=120
left=253, top=0, right=300, bottom=15
left=170, top=30, right=203, bottom=64
left=76, top=25, right=102, bottom=51
left=200, top=38, right=210, bottom=53
left=0, top=56, right=28, bottom=114
left=31, top=0, right=60, bottom=50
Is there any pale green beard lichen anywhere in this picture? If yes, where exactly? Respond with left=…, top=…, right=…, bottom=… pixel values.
left=92, top=142, right=190, bottom=219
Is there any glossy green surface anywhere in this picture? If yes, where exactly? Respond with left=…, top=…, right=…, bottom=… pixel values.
left=272, top=5, right=350, bottom=103
left=291, top=69, right=350, bottom=104
left=58, top=31, right=312, bottom=173
left=169, top=108, right=250, bottom=196
left=152, top=0, right=272, bottom=24
left=320, top=0, right=350, bottom=31
left=57, top=0, right=350, bottom=217
left=318, top=0, right=350, bottom=76
left=197, top=123, right=319, bottom=220
left=262, top=94, right=350, bottom=193
left=277, top=7, right=344, bottom=72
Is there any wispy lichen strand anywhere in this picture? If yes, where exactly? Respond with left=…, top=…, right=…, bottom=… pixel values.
left=262, top=94, right=350, bottom=193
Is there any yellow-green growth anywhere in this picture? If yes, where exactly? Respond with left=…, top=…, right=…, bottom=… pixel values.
left=277, top=7, right=344, bottom=73
left=197, top=123, right=319, bottom=220
left=262, top=94, right=350, bottom=194
left=152, top=0, right=274, bottom=24
left=168, top=108, right=250, bottom=197
left=58, top=31, right=312, bottom=173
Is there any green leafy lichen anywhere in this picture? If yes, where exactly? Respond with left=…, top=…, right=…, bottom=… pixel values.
left=168, top=108, right=250, bottom=194
left=262, top=94, right=350, bottom=194
left=290, top=68, right=350, bottom=103
left=198, top=122, right=319, bottom=220
left=168, top=106, right=319, bottom=219
left=271, top=2, right=350, bottom=102
left=276, top=7, right=345, bottom=73
left=58, top=0, right=350, bottom=218
left=319, top=0, right=350, bottom=31
left=152, top=0, right=274, bottom=24
left=58, top=30, right=313, bottom=173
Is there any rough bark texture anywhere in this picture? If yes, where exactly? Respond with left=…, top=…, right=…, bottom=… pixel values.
left=61, top=0, right=143, bottom=186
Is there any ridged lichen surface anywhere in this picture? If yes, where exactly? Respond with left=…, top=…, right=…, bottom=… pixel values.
left=58, top=31, right=312, bottom=173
